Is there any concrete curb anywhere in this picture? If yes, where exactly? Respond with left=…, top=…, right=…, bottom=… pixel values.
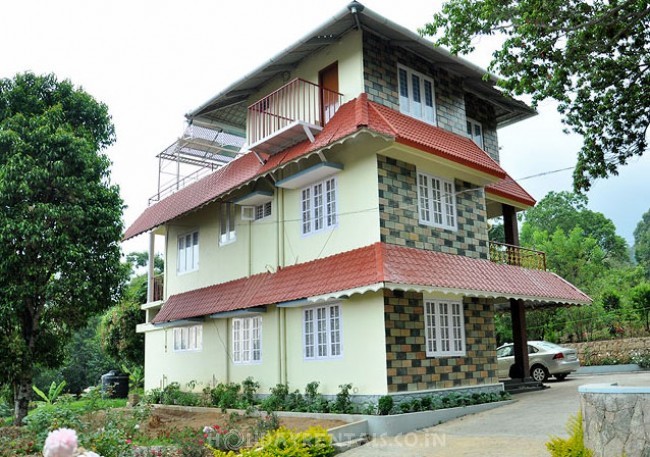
left=328, top=400, right=514, bottom=441
left=576, top=364, right=645, bottom=375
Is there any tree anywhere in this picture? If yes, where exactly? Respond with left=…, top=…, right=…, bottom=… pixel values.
left=100, top=252, right=163, bottom=368
left=0, top=73, right=123, bottom=424
left=33, top=315, right=113, bottom=395
left=634, top=209, right=650, bottom=276
left=422, top=1, right=650, bottom=191
left=526, top=227, right=607, bottom=291
left=520, top=191, right=629, bottom=263
left=630, top=282, right=650, bottom=332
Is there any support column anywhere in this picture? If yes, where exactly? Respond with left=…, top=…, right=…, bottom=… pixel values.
left=509, top=298, right=530, bottom=379
left=502, top=204, right=519, bottom=245
left=503, top=204, right=530, bottom=380
left=147, top=231, right=155, bottom=303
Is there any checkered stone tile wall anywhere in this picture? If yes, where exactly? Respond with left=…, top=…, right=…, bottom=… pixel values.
left=362, top=32, right=501, bottom=162
left=384, top=290, right=499, bottom=393
left=377, top=155, right=489, bottom=260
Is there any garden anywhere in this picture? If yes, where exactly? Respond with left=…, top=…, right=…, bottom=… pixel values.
left=0, top=377, right=510, bottom=457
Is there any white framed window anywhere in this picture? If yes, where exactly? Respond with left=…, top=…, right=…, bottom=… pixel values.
left=303, top=304, right=342, bottom=360
left=173, top=325, right=202, bottom=352
left=301, top=178, right=337, bottom=235
left=220, top=203, right=236, bottom=245
left=424, top=299, right=465, bottom=357
left=254, top=201, right=272, bottom=221
left=417, top=171, right=457, bottom=230
left=466, top=118, right=483, bottom=149
left=232, top=316, right=262, bottom=364
left=177, top=231, right=199, bottom=273
left=398, top=64, right=436, bottom=124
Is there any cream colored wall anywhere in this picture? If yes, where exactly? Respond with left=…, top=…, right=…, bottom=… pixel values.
left=143, top=320, right=228, bottom=392
left=144, top=294, right=388, bottom=395
left=164, top=198, right=280, bottom=297
left=284, top=291, right=388, bottom=396
left=164, top=138, right=381, bottom=296
left=291, top=29, right=365, bottom=104
left=246, top=29, right=365, bottom=110
left=281, top=140, right=381, bottom=265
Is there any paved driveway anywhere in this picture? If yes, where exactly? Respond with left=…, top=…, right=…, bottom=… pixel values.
left=341, top=372, right=650, bottom=456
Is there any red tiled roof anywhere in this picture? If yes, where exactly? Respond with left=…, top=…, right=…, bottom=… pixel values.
left=367, top=102, right=506, bottom=178
left=153, top=243, right=591, bottom=323
left=486, top=173, right=536, bottom=207
left=125, top=95, right=522, bottom=240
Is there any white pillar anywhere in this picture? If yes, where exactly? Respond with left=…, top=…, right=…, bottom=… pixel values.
left=147, top=231, right=155, bottom=303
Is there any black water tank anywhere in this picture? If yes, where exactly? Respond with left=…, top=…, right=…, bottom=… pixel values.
left=101, top=370, right=129, bottom=398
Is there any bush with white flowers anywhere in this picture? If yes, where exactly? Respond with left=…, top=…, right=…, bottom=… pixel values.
left=43, top=428, right=102, bottom=457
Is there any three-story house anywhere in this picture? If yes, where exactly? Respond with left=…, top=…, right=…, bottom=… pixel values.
left=125, top=2, right=590, bottom=399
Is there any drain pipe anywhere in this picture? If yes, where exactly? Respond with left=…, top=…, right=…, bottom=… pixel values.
left=347, top=1, right=364, bottom=30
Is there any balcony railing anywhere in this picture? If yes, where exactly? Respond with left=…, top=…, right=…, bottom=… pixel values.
left=150, top=274, right=164, bottom=302
left=489, top=241, right=547, bottom=270
left=247, top=78, right=343, bottom=154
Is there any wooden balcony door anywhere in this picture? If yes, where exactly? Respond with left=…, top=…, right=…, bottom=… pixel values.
left=319, top=62, right=339, bottom=125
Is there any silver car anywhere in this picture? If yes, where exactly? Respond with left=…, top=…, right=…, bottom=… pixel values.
left=497, top=341, right=580, bottom=382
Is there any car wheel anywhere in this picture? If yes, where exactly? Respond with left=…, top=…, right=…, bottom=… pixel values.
left=555, top=373, right=568, bottom=381
left=530, top=364, right=549, bottom=382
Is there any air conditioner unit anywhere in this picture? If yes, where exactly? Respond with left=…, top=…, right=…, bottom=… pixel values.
left=241, top=206, right=255, bottom=221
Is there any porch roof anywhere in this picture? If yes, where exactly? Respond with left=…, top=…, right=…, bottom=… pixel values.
left=125, top=95, right=530, bottom=240
left=152, top=242, right=591, bottom=324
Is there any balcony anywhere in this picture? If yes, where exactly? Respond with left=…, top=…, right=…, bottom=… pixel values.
left=150, top=274, right=164, bottom=302
left=247, top=78, right=343, bottom=155
left=489, top=241, right=547, bottom=270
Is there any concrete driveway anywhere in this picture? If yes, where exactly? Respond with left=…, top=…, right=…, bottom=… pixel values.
left=341, top=372, right=650, bottom=456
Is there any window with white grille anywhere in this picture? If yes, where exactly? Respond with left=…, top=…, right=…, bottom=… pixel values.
left=301, top=178, right=337, bottom=235
left=232, top=316, right=262, bottom=364
left=466, top=118, right=484, bottom=149
left=177, top=231, right=199, bottom=273
left=173, top=325, right=202, bottom=352
left=398, top=64, right=436, bottom=124
left=303, top=304, right=342, bottom=360
left=254, top=201, right=272, bottom=221
left=417, top=171, right=457, bottom=230
left=424, top=300, right=465, bottom=357
left=220, top=203, right=236, bottom=245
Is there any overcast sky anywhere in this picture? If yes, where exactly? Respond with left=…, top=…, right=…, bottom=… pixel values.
left=3, top=0, right=648, bottom=255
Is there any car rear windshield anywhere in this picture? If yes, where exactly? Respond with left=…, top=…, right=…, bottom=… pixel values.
left=535, top=341, right=564, bottom=351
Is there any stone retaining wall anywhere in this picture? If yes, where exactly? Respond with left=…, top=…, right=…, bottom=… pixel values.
left=580, top=384, right=650, bottom=457
left=563, top=337, right=650, bottom=365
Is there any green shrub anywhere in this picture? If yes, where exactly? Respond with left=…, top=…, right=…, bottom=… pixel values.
left=24, top=404, right=83, bottom=444
left=258, top=426, right=335, bottom=457
left=144, top=382, right=199, bottom=406
left=377, top=395, right=393, bottom=415
left=304, top=382, right=329, bottom=413
left=211, top=382, right=242, bottom=411
left=546, top=411, right=594, bottom=457
left=261, top=383, right=289, bottom=412
left=208, top=426, right=334, bottom=457
left=241, top=377, right=259, bottom=406
left=332, top=383, right=354, bottom=414
left=83, top=426, right=131, bottom=457
left=631, top=348, right=650, bottom=368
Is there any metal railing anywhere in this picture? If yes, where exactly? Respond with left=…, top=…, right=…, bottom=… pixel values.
left=489, top=241, right=547, bottom=270
left=247, top=78, right=343, bottom=146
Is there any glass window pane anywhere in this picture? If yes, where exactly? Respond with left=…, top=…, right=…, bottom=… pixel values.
left=411, top=74, right=421, bottom=103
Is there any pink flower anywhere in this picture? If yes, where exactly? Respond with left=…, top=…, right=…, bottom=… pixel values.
left=43, top=428, right=78, bottom=457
